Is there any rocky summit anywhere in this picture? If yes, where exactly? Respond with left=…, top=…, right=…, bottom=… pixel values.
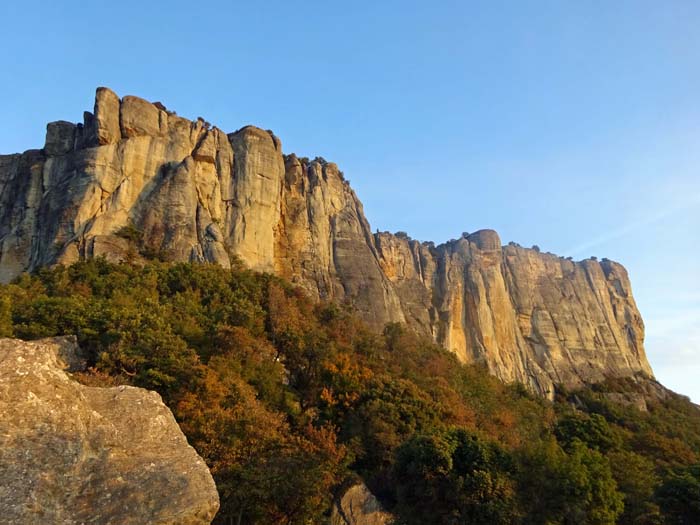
left=0, top=336, right=219, bottom=525
left=0, top=88, right=653, bottom=396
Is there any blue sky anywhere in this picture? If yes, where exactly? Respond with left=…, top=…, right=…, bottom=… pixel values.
left=2, top=1, right=699, bottom=401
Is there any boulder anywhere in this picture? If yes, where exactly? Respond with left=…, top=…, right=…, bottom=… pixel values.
left=467, top=229, right=502, bottom=251
left=44, top=121, right=75, bottom=155
left=120, top=95, right=161, bottom=138
left=330, top=483, right=392, bottom=525
left=0, top=336, right=219, bottom=525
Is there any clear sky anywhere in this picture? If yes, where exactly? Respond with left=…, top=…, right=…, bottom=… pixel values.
left=2, top=1, right=699, bottom=401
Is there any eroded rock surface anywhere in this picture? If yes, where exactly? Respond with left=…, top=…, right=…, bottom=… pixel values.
left=0, top=336, right=219, bottom=525
left=0, top=88, right=654, bottom=396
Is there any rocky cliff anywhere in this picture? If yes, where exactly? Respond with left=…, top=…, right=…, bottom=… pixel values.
left=0, top=88, right=653, bottom=396
left=0, top=336, right=219, bottom=524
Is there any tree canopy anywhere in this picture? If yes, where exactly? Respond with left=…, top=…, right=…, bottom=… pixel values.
left=1, top=259, right=698, bottom=524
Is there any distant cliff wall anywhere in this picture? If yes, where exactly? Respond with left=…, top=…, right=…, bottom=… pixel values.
left=0, top=88, right=653, bottom=396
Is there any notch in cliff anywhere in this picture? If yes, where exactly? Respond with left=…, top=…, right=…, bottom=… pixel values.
left=0, top=87, right=654, bottom=397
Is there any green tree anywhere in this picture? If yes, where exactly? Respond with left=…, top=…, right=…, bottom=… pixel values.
left=608, top=450, right=661, bottom=525
left=1, top=259, right=699, bottom=524
left=392, top=429, right=516, bottom=525
left=516, top=439, right=623, bottom=525
left=555, top=412, right=622, bottom=453
left=0, top=292, right=13, bottom=337
left=656, top=464, right=700, bottom=525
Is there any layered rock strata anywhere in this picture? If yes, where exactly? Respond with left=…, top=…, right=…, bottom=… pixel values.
left=0, top=88, right=653, bottom=396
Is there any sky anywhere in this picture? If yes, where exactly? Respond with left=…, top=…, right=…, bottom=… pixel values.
left=1, top=1, right=699, bottom=401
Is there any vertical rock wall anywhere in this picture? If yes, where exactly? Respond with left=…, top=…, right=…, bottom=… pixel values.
left=0, top=88, right=653, bottom=395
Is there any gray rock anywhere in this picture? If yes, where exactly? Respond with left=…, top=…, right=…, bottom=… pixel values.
left=330, top=483, right=392, bottom=525
left=44, top=121, right=76, bottom=156
left=466, top=229, right=501, bottom=251
left=0, top=336, right=219, bottom=524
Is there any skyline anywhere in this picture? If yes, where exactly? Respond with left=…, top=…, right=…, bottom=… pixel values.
left=1, top=0, right=698, bottom=401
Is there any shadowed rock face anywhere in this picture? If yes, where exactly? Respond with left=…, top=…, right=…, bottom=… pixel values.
left=0, top=336, right=219, bottom=525
left=0, top=88, right=653, bottom=396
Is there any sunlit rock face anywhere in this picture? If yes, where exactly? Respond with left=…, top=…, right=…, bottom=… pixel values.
left=375, top=231, right=651, bottom=396
left=0, top=336, right=219, bottom=525
left=0, top=88, right=653, bottom=396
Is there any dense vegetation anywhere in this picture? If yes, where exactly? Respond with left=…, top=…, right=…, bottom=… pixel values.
left=1, top=259, right=698, bottom=525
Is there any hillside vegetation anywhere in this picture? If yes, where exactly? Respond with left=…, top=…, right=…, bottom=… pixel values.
left=0, top=259, right=698, bottom=525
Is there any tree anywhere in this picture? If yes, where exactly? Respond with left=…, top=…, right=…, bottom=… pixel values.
left=555, top=412, right=622, bottom=453
left=608, top=450, right=661, bottom=525
left=0, top=292, right=13, bottom=337
left=656, top=464, right=700, bottom=525
left=516, top=439, right=623, bottom=525
left=177, top=354, right=347, bottom=525
left=2, top=259, right=699, bottom=525
left=392, top=429, right=516, bottom=525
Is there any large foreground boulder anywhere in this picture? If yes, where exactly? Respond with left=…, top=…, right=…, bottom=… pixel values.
left=0, top=336, right=219, bottom=525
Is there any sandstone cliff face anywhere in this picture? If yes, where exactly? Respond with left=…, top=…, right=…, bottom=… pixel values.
left=0, top=336, right=219, bottom=524
left=0, top=88, right=653, bottom=396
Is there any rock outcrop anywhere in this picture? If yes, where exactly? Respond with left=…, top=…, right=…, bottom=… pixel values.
left=330, top=483, right=393, bottom=525
left=0, top=336, right=219, bottom=524
left=0, top=88, right=654, bottom=396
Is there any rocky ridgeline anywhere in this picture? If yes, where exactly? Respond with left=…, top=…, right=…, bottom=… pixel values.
left=0, top=88, right=653, bottom=396
left=0, top=336, right=219, bottom=524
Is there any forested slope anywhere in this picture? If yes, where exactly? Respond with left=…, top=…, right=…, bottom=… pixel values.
left=0, top=259, right=697, bottom=524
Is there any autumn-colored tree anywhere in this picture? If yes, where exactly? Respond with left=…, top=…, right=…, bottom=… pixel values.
left=177, top=353, right=346, bottom=525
